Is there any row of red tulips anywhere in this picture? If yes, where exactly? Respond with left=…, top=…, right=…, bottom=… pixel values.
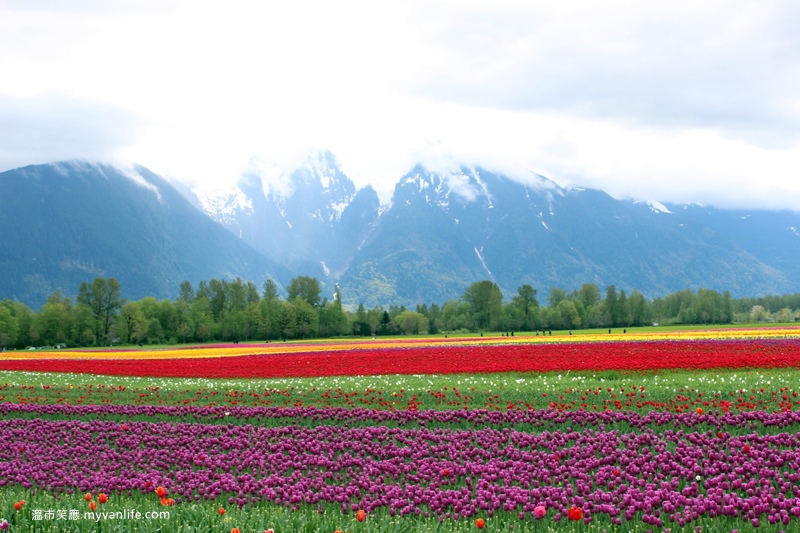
left=0, top=339, right=798, bottom=378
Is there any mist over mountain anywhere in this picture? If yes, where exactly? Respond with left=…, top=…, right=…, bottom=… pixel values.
left=2, top=156, right=799, bottom=310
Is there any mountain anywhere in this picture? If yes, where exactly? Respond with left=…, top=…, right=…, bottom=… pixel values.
left=194, top=151, right=381, bottom=284
left=4, top=158, right=799, bottom=310
left=0, top=161, right=290, bottom=308
left=192, top=157, right=800, bottom=308
left=337, top=165, right=800, bottom=307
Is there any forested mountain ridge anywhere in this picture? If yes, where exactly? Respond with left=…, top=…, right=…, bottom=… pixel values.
left=3, top=157, right=800, bottom=311
left=192, top=157, right=800, bottom=308
left=0, top=161, right=290, bottom=309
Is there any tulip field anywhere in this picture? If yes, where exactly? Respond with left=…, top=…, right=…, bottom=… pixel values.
left=1, top=328, right=800, bottom=532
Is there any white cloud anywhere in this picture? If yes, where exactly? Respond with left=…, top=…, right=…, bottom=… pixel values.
left=1, top=0, right=799, bottom=211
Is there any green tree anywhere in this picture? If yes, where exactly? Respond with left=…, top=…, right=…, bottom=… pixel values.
left=277, top=300, right=298, bottom=340
left=366, top=307, right=383, bottom=336
left=547, top=287, right=567, bottom=308
left=441, top=300, right=470, bottom=331
left=324, top=284, right=347, bottom=336
left=287, top=276, right=322, bottom=308
left=463, top=280, right=503, bottom=331
left=353, top=303, right=369, bottom=336
left=511, top=284, right=539, bottom=330
left=0, top=303, right=19, bottom=349
left=119, top=302, right=148, bottom=344
left=557, top=300, right=582, bottom=329
left=627, top=289, right=648, bottom=326
left=39, top=290, right=73, bottom=345
left=604, top=285, right=623, bottom=327
left=261, top=279, right=280, bottom=341
left=174, top=299, right=194, bottom=343
left=77, top=277, right=123, bottom=343
left=191, top=294, right=214, bottom=342
left=396, top=310, right=429, bottom=335
left=159, top=299, right=178, bottom=341
left=575, top=283, right=601, bottom=309
left=178, top=280, right=194, bottom=303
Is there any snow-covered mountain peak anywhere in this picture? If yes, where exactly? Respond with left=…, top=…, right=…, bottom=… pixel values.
left=399, top=165, right=492, bottom=209
left=303, top=150, right=347, bottom=191
left=238, top=150, right=357, bottom=224
left=194, top=185, right=253, bottom=224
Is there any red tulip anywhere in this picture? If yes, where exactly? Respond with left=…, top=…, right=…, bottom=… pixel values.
left=357, top=509, right=366, bottom=522
left=84, top=493, right=92, bottom=502
left=98, top=493, right=107, bottom=504
left=156, top=486, right=167, bottom=497
left=476, top=517, right=485, bottom=529
left=568, top=506, right=583, bottom=521
left=89, top=501, right=97, bottom=512
left=219, top=507, right=225, bottom=516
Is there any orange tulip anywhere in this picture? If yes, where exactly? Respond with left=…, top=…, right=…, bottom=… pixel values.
left=357, top=509, right=366, bottom=522
left=156, top=486, right=167, bottom=497
left=219, top=507, right=225, bottom=516
left=84, top=493, right=92, bottom=502
left=89, top=501, right=97, bottom=512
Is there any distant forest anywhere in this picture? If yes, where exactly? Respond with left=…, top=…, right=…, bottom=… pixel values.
left=1, top=276, right=799, bottom=349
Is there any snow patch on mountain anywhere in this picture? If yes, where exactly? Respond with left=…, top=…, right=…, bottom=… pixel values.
left=194, top=186, right=253, bottom=224
left=474, top=246, right=494, bottom=280
left=328, top=200, right=349, bottom=221
left=647, top=200, right=672, bottom=214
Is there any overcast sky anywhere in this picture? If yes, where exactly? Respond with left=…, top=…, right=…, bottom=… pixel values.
left=1, top=0, right=799, bottom=209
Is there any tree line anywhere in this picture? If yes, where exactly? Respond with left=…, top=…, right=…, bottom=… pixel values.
left=1, top=276, right=799, bottom=349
